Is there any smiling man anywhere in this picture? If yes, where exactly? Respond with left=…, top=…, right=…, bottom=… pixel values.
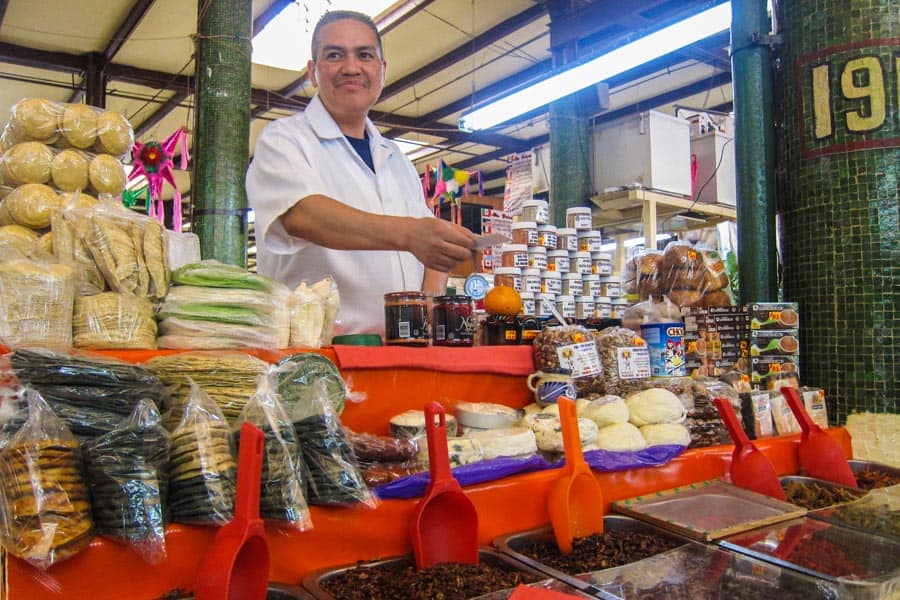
left=246, top=10, right=475, bottom=338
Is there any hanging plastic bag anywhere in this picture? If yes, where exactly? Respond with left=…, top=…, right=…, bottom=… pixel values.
left=166, top=378, right=236, bottom=525
left=0, top=387, right=94, bottom=569
left=233, top=369, right=312, bottom=531
left=82, top=398, right=170, bottom=563
left=282, top=374, right=376, bottom=508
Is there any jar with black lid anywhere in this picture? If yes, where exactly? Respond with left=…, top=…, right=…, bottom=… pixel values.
left=432, top=295, right=475, bottom=346
left=384, top=291, right=430, bottom=346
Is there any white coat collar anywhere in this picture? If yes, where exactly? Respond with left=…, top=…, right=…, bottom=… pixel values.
left=307, top=94, right=391, bottom=152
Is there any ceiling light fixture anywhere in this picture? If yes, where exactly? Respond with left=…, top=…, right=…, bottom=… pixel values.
left=458, top=2, right=732, bottom=131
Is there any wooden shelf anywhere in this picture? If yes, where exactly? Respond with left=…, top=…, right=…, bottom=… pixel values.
left=590, top=188, right=737, bottom=272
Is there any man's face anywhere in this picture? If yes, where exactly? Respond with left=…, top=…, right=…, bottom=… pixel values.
left=308, top=19, right=385, bottom=123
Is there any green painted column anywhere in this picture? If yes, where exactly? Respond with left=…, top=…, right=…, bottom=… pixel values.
left=549, top=91, right=594, bottom=228
left=192, top=0, right=252, bottom=267
left=778, top=1, right=898, bottom=420
left=731, top=0, right=779, bottom=304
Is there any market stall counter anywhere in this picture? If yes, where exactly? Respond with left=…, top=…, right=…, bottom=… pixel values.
left=0, top=345, right=853, bottom=600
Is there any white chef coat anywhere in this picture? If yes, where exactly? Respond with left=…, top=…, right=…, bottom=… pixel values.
left=246, top=94, right=434, bottom=337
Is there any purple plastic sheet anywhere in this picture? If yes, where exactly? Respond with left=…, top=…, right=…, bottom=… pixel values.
left=374, top=455, right=551, bottom=499
left=578, top=444, right=687, bottom=471
left=373, top=444, right=687, bottom=499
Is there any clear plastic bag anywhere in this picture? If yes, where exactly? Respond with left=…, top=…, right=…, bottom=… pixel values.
left=2, top=347, right=169, bottom=441
left=0, top=247, right=75, bottom=349
left=166, top=378, right=236, bottom=525
left=0, top=387, right=94, bottom=569
left=288, top=281, right=325, bottom=348
left=82, top=398, right=169, bottom=563
left=232, top=370, right=312, bottom=530
left=533, top=325, right=604, bottom=395
left=282, top=377, right=376, bottom=508
left=658, top=241, right=734, bottom=309
left=73, top=292, right=157, bottom=349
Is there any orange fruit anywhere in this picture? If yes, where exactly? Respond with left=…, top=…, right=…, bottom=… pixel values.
left=484, top=285, right=522, bottom=316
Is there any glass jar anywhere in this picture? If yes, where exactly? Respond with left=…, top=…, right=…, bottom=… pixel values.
left=556, top=227, right=578, bottom=252
left=595, top=296, right=612, bottom=319
left=583, top=274, right=602, bottom=297
left=569, top=251, right=592, bottom=275
left=539, top=270, right=562, bottom=295
left=527, top=246, right=548, bottom=270
left=537, top=224, right=558, bottom=249
left=575, top=296, right=595, bottom=320
left=555, top=294, right=576, bottom=320
left=599, top=275, right=623, bottom=298
left=591, top=251, right=613, bottom=276
left=547, top=250, right=570, bottom=273
left=522, top=268, right=542, bottom=293
left=432, top=295, right=475, bottom=346
left=511, top=221, right=538, bottom=246
left=384, top=291, right=429, bottom=346
left=566, top=206, right=592, bottom=230
left=522, top=199, right=550, bottom=224
left=577, top=230, right=602, bottom=253
left=519, top=291, right=536, bottom=317
left=500, top=243, right=529, bottom=268
left=561, top=272, right=583, bottom=297
left=493, top=266, right=522, bottom=291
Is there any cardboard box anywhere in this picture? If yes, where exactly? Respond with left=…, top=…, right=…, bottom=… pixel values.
left=750, top=329, right=800, bottom=356
left=747, top=302, right=800, bottom=330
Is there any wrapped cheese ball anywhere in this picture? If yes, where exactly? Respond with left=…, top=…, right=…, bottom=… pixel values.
left=1, top=142, right=55, bottom=185
left=8, top=98, right=62, bottom=143
left=595, top=422, right=647, bottom=452
left=580, top=395, right=629, bottom=428
left=88, top=154, right=126, bottom=195
left=640, top=423, right=691, bottom=447
left=94, top=111, right=134, bottom=157
left=59, top=103, right=98, bottom=149
left=626, top=388, right=687, bottom=426
left=0, top=183, right=63, bottom=229
left=51, top=149, right=90, bottom=192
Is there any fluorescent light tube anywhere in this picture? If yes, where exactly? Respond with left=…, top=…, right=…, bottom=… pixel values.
left=459, top=2, right=732, bottom=131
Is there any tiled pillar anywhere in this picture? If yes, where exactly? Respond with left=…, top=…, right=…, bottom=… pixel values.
left=777, top=1, right=898, bottom=421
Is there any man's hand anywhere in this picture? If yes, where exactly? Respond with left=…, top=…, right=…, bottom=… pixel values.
left=406, top=217, right=476, bottom=272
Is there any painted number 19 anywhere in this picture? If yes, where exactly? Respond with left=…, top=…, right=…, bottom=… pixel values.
left=811, top=55, right=899, bottom=139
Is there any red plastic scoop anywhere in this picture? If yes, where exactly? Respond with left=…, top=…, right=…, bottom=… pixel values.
left=410, top=402, right=479, bottom=568
left=195, top=422, right=269, bottom=600
left=548, top=396, right=605, bottom=555
left=713, top=397, right=786, bottom=500
left=782, top=387, right=858, bottom=487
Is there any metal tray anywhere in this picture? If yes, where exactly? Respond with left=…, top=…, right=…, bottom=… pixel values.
left=267, top=583, right=314, bottom=599
left=719, top=516, right=900, bottom=598
left=780, top=475, right=867, bottom=509
left=849, top=459, right=900, bottom=489
left=492, top=515, right=689, bottom=595
left=611, top=479, right=807, bottom=541
left=301, top=548, right=559, bottom=600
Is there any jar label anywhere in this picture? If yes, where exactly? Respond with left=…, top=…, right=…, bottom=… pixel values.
left=593, top=263, right=613, bottom=276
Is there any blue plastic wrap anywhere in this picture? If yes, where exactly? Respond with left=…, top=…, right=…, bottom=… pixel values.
left=373, top=444, right=687, bottom=499
left=374, top=455, right=551, bottom=499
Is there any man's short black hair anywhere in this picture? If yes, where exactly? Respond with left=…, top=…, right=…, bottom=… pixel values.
left=311, top=10, right=382, bottom=60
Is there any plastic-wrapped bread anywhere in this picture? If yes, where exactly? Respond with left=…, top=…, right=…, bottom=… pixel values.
left=8, top=98, right=62, bottom=144
left=0, top=253, right=75, bottom=348
left=59, top=103, right=98, bottom=149
left=73, top=292, right=157, bottom=350
left=0, top=183, right=63, bottom=229
left=0, top=224, right=39, bottom=254
left=50, top=149, right=89, bottom=192
left=1, top=142, right=55, bottom=185
left=94, top=111, right=134, bottom=157
left=88, top=154, right=126, bottom=195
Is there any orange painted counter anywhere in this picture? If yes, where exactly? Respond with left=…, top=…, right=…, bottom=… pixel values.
left=0, top=345, right=853, bottom=599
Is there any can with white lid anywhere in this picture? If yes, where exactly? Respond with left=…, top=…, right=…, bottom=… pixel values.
left=566, top=206, right=592, bottom=230
left=522, top=199, right=550, bottom=224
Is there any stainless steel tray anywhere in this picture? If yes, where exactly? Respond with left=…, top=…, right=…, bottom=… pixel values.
left=849, top=459, right=900, bottom=489
left=301, top=548, right=557, bottom=600
left=492, top=515, right=688, bottom=595
left=267, top=582, right=314, bottom=599
left=611, top=479, right=807, bottom=541
left=780, top=475, right=867, bottom=510
left=719, top=516, right=900, bottom=597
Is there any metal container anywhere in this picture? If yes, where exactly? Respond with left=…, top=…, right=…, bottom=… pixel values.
left=849, top=459, right=900, bottom=490
left=301, top=548, right=552, bottom=600
left=779, top=475, right=866, bottom=510
left=492, top=515, right=690, bottom=594
left=267, top=583, right=314, bottom=599
left=719, top=517, right=900, bottom=599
